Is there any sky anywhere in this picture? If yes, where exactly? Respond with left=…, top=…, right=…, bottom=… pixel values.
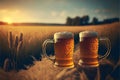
left=0, top=0, right=119, bottom=23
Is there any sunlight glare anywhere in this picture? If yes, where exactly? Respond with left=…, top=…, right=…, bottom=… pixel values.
left=3, top=17, right=13, bottom=24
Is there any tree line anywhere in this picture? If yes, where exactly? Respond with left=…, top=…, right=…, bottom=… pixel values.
left=66, top=15, right=120, bottom=26
left=0, top=21, right=8, bottom=25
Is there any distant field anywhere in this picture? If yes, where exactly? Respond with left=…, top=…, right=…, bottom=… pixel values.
left=0, top=22, right=119, bottom=48
left=0, top=22, right=119, bottom=80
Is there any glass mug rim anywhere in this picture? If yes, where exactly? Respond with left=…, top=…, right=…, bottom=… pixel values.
left=54, top=31, right=74, bottom=39
left=79, top=31, right=98, bottom=37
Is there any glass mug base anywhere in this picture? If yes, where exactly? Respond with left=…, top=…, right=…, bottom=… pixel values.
left=54, top=62, right=74, bottom=68
left=78, top=60, right=99, bottom=67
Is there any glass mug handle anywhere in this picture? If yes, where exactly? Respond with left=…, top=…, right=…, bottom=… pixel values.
left=98, top=37, right=111, bottom=60
left=42, top=39, right=55, bottom=62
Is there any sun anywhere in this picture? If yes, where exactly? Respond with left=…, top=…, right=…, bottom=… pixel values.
left=7, top=21, right=13, bottom=24
left=3, top=17, right=13, bottom=24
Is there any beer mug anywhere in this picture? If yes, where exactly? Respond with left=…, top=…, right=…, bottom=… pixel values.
left=78, top=31, right=111, bottom=67
left=42, top=32, right=74, bottom=68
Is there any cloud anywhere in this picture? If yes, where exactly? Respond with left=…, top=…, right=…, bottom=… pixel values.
left=94, top=9, right=111, bottom=13
left=71, top=8, right=90, bottom=17
left=51, top=11, right=58, bottom=17
left=78, top=8, right=90, bottom=16
left=102, top=9, right=111, bottom=13
left=59, top=11, right=67, bottom=17
left=94, top=9, right=100, bottom=13
left=80, top=8, right=86, bottom=11
left=94, top=14, right=108, bottom=21
left=49, top=10, right=67, bottom=23
left=0, top=0, right=34, bottom=9
left=0, top=9, right=34, bottom=22
left=51, top=10, right=67, bottom=17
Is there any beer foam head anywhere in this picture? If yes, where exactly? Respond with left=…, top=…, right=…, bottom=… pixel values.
left=79, top=31, right=98, bottom=41
left=54, top=32, right=73, bottom=39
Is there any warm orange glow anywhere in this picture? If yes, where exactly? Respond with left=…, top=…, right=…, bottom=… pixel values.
left=3, top=17, right=13, bottom=24
left=0, top=9, right=34, bottom=23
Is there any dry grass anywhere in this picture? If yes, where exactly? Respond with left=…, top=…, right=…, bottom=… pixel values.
left=0, top=58, right=63, bottom=80
left=0, top=49, right=119, bottom=80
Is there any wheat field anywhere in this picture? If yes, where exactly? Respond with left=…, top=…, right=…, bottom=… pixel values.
left=0, top=22, right=119, bottom=80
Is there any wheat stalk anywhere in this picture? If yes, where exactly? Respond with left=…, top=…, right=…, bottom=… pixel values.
left=19, top=33, right=23, bottom=41
left=15, top=36, right=19, bottom=48
left=15, top=33, right=23, bottom=71
left=8, top=32, right=13, bottom=49
left=4, top=32, right=23, bottom=72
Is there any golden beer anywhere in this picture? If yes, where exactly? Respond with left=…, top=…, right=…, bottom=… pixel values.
left=79, top=31, right=99, bottom=67
left=54, top=32, right=74, bottom=67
